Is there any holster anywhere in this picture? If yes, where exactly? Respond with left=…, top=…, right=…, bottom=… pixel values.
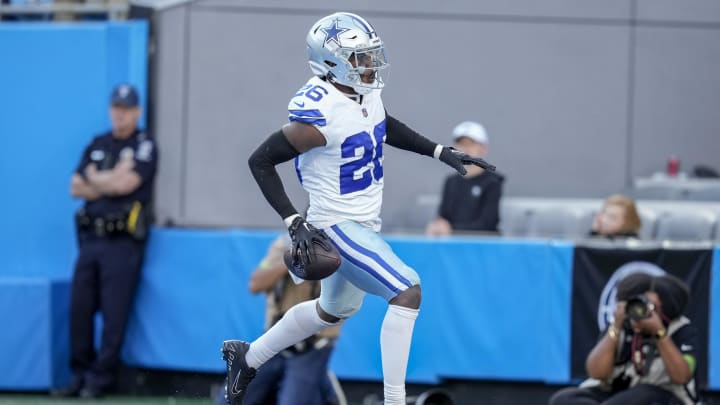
left=75, top=201, right=148, bottom=241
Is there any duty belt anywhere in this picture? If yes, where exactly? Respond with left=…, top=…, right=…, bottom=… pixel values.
left=76, top=202, right=144, bottom=239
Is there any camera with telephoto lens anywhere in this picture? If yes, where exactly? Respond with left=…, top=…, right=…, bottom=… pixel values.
left=625, top=294, right=655, bottom=321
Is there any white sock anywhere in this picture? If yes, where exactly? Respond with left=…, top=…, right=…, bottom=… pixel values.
left=244, top=299, right=333, bottom=369
left=380, top=304, right=419, bottom=405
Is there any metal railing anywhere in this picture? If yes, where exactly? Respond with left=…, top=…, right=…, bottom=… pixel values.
left=0, top=2, right=129, bottom=20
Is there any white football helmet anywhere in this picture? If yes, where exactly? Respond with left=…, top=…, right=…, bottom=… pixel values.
left=306, top=12, right=389, bottom=95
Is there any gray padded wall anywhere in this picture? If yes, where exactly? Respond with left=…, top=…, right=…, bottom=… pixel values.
left=153, top=5, right=187, bottom=226
left=151, top=0, right=720, bottom=228
left=631, top=26, right=720, bottom=179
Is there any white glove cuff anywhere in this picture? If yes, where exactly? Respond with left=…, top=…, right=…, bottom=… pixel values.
left=284, top=214, right=301, bottom=227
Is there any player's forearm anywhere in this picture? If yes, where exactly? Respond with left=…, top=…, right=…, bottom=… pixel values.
left=656, top=337, right=692, bottom=383
left=385, top=114, right=439, bottom=157
left=248, top=130, right=301, bottom=221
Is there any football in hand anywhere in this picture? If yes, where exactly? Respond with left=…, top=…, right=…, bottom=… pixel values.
left=283, top=240, right=341, bottom=281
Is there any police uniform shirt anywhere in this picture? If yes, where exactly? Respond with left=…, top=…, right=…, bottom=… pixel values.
left=438, top=170, right=504, bottom=233
left=74, top=129, right=158, bottom=217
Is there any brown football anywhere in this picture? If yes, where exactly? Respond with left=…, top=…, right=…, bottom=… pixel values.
left=283, top=241, right=341, bottom=281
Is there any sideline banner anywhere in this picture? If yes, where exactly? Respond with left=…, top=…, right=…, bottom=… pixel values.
left=570, top=245, right=712, bottom=388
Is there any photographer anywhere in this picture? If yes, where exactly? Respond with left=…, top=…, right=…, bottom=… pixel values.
left=549, top=273, right=698, bottom=405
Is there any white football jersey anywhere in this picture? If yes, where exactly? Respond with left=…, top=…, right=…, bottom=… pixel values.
left=288, top=76, right=386, bottom=231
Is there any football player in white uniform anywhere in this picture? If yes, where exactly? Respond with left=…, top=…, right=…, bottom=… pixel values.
left=223, top=12, right=494, bottom=405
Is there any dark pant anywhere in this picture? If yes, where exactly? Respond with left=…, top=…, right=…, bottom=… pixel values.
left=549, top=384, right=684, bottom=405
left=216, top=344, right=337, bottom=405
left=70, top=235, right=144, bottom=390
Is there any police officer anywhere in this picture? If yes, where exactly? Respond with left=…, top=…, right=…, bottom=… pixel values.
left=53, top=83, right=158, bottom=399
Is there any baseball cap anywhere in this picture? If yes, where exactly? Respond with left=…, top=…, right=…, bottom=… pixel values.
left=110, top=83, right=140, bottom=107
left=452, top=121, right=488, bottom=145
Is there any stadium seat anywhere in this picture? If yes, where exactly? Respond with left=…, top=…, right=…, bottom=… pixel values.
left=387, top=194, right=439, bottom=232
left=653, top=211, right=718, bottom=241
left=637, top=208, right=659, bottom=240
left=499, top=204, right=535, bottom=237
left=576, top=209, right=596, bottom=237
left=526, top=206, right=587, bottom=239
left=684, top=186, right=720, bottom=202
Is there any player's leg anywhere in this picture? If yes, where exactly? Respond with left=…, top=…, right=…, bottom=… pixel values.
left=222, top=271, right=356, bottom=404
left=324, top=221, right=421, bottom=405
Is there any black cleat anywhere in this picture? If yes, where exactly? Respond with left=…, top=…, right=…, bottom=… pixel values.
left=221, top=340, right=256, bottom=405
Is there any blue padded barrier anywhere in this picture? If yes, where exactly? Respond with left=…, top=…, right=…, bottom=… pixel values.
left=121, top=231, right=573, bottom=384
left=2, top=228, right=719, bottom=389
left=711, top=247, right=720, bottom=389
left=0, top=278, right=70, bottom=389
left=122, top=229, right=276, bottom=372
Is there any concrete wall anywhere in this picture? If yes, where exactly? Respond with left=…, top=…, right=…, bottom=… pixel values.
left=150, top=0, right=720, bottom=228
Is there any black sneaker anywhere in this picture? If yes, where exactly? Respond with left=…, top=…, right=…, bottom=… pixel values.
left=79, top=385, right=106, bottom=399
left=50, top=375, right=83, bottom=398
left=221, top=340, right=256, bottom=405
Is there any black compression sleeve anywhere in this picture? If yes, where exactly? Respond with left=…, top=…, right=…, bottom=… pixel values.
left=248, top=130, right=301, bottom=220
left=385, top=114, right=439, bottom=157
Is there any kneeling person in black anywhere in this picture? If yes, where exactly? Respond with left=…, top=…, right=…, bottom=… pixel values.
left=53, top=84, right=158, bottom=398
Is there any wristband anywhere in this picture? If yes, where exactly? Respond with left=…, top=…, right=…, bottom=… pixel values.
left=284, top=214, right=300, bottom=228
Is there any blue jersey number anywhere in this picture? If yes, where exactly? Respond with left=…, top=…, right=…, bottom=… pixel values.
left=294, top=84, right=328, bottom=102
left=339, top=121, right=386, bottom=195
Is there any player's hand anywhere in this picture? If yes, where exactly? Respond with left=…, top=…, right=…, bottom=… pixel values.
left=439, top=147, right=496, bottom=175
left=287, top=217, right=332, bottom=266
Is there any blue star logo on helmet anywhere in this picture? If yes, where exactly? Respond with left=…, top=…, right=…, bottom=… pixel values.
left=321, top=19, right=350, bottom=46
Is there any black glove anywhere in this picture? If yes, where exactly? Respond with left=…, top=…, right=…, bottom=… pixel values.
left=287, top=216, right=332, bottom=266
left=439, top=146, right=496, bottom=175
